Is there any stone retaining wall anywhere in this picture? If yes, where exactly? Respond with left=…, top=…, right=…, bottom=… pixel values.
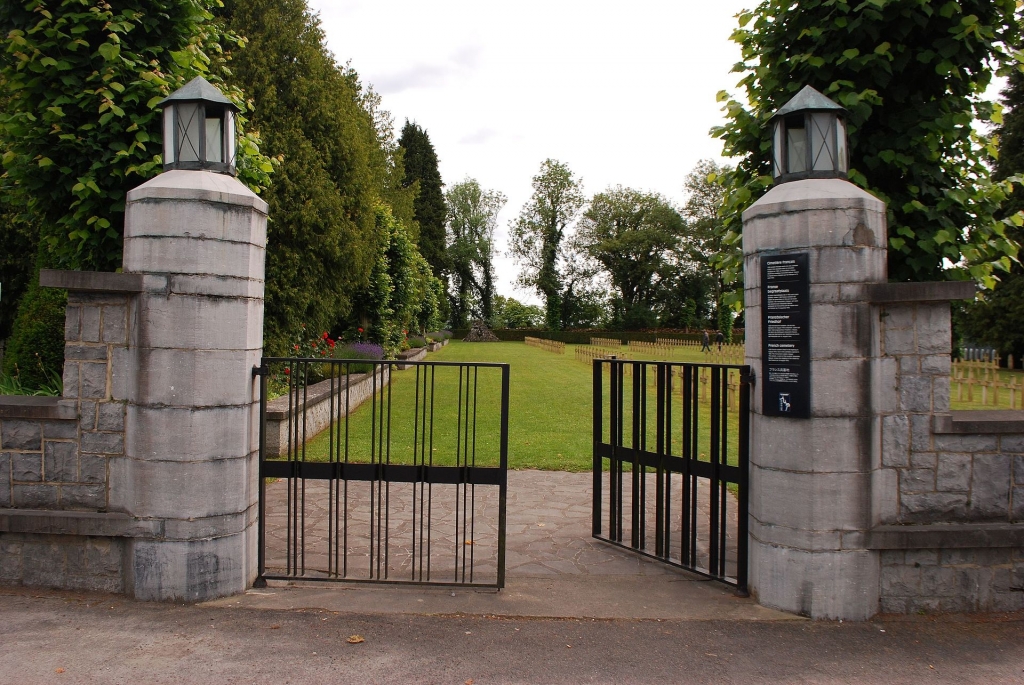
left=263, top=367, right=389, bottom=458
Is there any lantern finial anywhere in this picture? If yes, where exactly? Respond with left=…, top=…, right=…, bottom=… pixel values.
left=768, top=86, right=849, bottom=184
left=156, top=76, right=239, bottom=176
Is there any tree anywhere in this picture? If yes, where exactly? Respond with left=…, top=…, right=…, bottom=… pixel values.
left=348, top=205, right=441, bottom=355
left=398, top=121, right=448, bottom=278
left=219, top=0, right=410, bottom=354
left=682, top=159, right=734, bottom=336
left=0, top=0, right=271, bottom=271
left=712, top=0, right=1022, bottom=293
left=576, top=187, right=685, bottom=329
left=960, top=69, right=1024, bottom=362
left=445, top=178, right=506, bottom=326
left=0, top=0, right=272, bottom=386
left=490, top=295, right=544, bottom=329
left=509, top=159, right=585, bottom=329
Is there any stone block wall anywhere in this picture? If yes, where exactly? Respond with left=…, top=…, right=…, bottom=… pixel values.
left=878, top=301, right=1022, bottom=525
left=880, top=547, right=1023, bottom=613
left=2, top=169, right=267, bottom=601
left=874, top=296, right=1024, bottom=612
left=0, top=289, right=131, bottom=513
left=0, top=280, right=137, bottom=592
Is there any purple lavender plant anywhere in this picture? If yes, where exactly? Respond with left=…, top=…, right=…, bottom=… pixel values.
left=339, top=342, right=384, bottom=360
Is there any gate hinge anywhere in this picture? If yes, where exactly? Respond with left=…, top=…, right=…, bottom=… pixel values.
left=744, top=368, right=756, bottom=387
left=252, top=363, right=269, bottom=378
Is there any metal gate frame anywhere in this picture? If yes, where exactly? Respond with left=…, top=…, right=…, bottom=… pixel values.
left=253, top=358, right=509, bottom=588
left=592, top=358, right=750, bottom=593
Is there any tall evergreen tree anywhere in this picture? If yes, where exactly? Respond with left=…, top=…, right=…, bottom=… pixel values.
left=398, top=121, right=448, bottom=278
left=219, top=0, right=410, bottom=354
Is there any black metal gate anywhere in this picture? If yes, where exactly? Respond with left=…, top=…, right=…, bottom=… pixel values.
left=592, top=359, right=750, bottom=593
left=254, top=358, right=509, bottom=588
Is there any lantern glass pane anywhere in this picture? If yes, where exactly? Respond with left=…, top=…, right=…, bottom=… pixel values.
left=836, top=118, right=848, bottom=172
left=810, top=113, right=835, bottom=171
left=786, top=118, right=807, bottom=174
left=206, top=114, right=223, bottom=164
left=225, top=110, right=236, bottom=167
left=771, top=119, right=783, bottom=178
left=176, top=103, right=200, bottom=162
left=163, top=108, right=175, bottom=164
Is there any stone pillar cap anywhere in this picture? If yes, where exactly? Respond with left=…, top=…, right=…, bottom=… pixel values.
left=743, top=178, right=884, bottom=222
left=127, top=169, right=268, bottom=215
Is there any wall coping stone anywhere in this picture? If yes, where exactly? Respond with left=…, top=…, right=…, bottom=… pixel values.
left=0, top=396, right=76, bottom=420
left=933, top=410, right=1024, bottom=434
left=867, top=523, right=1024, bottom=549
left=867, top=281, right=976, bottom=303
left=39, top=269, right=144, bottom=293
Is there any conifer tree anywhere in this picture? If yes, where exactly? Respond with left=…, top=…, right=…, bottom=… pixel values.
left=399, top=121, right=448, bottom=278
left=219, top=0, right=408, bottom=354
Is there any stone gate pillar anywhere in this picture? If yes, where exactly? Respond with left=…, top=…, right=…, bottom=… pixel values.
left=742, top=178, right=887, bottom=619
left=114, top=169, right=268, bottom=600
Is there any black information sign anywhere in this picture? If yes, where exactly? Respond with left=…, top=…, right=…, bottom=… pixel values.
left=761, top=252, right=810, bottom=418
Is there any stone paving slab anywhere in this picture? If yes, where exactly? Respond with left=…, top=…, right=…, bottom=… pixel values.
left=247, top=469, right=764, bottom=620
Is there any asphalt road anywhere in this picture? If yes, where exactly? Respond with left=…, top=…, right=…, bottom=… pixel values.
left=2, top=586, right=1023, bottom=684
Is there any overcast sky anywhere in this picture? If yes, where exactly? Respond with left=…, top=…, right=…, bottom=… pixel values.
left=304, top=1, right=754, bottom=302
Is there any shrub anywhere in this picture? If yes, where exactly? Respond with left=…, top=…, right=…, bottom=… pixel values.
left=1, top=284, right=65, bottom=391
left=407, top=335, right=427, bottom=349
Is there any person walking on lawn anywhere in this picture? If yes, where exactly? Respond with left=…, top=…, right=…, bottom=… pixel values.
left=701, top=329, right=711, bottom=353
left=715, top=330, right=724, bottom=352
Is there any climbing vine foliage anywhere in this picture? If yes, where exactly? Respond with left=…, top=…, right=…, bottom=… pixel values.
left=0, top=0, right=273, bottom=271
left=712, top=0, right=1023, bottom=300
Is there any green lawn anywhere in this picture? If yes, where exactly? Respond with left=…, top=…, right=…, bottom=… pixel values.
left=297, top=341, right=743, bottom=472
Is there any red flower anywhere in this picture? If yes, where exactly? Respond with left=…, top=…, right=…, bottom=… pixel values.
left=312, top=342, right=317, bottom=349
left=322, top=331, right=329, bottom=339
left=284, top=368, right=291, bottom=375
left=403, top=330, right=408, bottom=335
left=328, top=339, right=336, bottom=348
left=320, top=350, right=326, bottom=356
left=358, top=327, right=364, bottom=334
left=294, top=344, right=300, bottom=350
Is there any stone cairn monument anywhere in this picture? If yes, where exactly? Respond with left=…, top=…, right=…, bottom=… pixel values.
left=463, top=320, right=500, bottom=342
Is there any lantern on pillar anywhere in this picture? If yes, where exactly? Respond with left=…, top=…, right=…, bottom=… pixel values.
left=156, top=76, right=238, bottom=176
left=769, top=85, right=849, bottom=184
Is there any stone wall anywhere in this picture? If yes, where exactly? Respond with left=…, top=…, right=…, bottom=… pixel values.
left=873, top=296, right=1024, bottom=612
left=1, top=287, right=134, bottom=512
left=0, top=274, right=140, bottom=592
